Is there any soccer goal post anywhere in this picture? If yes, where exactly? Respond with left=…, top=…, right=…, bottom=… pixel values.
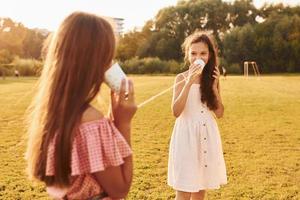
left=243, top=61, right=261, bottom=77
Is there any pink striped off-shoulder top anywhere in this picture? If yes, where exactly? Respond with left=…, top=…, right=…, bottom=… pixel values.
left=45, top=118, right=132, bottom=200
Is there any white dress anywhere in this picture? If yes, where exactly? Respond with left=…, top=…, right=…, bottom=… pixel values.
left=168, top=83, right=227, bottom=192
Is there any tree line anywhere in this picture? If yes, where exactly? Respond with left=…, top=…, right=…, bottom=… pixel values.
left=0, top=17, right=47, bottom=61
left=0, top=17, right=46, bottom=77
left=1, top=0, right=300, bottom=75
left=116, top=0, right=300, bottom=73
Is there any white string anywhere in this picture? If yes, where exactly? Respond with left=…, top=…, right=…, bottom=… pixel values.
left=137, top=67, right=201, bottom=108
left=137, top=84, right=175, bottom=108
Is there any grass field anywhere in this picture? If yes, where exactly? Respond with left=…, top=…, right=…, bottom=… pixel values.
left=0, top=75, right=299, bottom=200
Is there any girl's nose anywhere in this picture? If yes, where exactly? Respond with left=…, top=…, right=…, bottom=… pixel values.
left=196, top=55, right=203, bottom=59
left=196, top=56, right=203, bottom=61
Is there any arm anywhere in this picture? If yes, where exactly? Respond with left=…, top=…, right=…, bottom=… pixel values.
left=94, top=79, right=137, bottom=198
left=212, top=66, right=224, bottom=118
left=93, top=124, right=133, bottom=198
left=212, top=83, right=224, bottom=118
left=172, top=73, right=192, bottom=118
left=172, top=65, right=203, bottom=117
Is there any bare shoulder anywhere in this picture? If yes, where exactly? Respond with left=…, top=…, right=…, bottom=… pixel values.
left=175, top=71, right=188, bottom=84
left=81, top=106, right=104, bottom=123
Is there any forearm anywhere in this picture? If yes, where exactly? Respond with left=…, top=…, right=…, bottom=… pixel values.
left=114, top=123, right=133, bottom=187
left=213, top=89, right=224, bottom=118
left=172, top=83, right=191, bottom=117
left=94, top=123, right=133, bottom=198
left=120, top=156, right=133, bottom=193
left=115, top=123, right=131, bottom=145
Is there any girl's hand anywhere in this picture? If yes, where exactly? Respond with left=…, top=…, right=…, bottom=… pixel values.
left=187, top=63, right=203, bottom=85
left=110, top=79, right=137, bottom=126
left=212, top=66, right=220, bottom=92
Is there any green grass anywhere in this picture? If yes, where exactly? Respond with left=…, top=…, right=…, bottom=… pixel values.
left=0, top=75, right=299, bottom=199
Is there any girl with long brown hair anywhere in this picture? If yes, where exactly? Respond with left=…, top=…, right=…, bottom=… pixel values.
left=168, top=31, right=227, bottom=200
left=26, top=11, right=137, bottom=200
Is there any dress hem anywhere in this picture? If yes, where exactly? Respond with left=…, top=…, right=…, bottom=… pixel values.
left=168, top=181, right=227, bottom=192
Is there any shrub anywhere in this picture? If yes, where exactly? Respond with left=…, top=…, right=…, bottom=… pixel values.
left=0, top=64, right=14, bottom=77
left=0, top=49, right=14, bottom=65
left=121, top=57, right=144, bottom=74
left=167, top=60, right=183, bottom=74
left=12, top=58, right=43, bottom=76
left=120, top=57, right=183, bottom=74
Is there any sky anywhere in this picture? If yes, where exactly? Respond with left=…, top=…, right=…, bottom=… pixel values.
left=0, top=0, right=299, bottom=33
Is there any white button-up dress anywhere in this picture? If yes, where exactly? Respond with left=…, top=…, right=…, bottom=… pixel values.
left=168, top=84, right=227, bottom=192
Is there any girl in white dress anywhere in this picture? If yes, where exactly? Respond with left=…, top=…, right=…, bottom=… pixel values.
left=168, top=32, right=227, bottom=200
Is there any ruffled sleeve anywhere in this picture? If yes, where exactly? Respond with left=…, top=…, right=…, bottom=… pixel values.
left=71, top=118, right=132, bottom=176
left=46, top=118, right=132, bottom=176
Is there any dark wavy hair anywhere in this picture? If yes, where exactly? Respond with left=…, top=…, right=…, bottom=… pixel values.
left=182, top=31, right=219, bottom=110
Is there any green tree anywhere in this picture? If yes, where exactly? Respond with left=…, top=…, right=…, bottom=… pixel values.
left=0, top=17, right=47, bottom=59
left=223, top=12, right=300, bottom=73
left=23, top=30, right=45, bottom=59
left=116, top=30, right=142, bottom=61
left=0, top=18, right=26, bottom=56
left=0, top=49, right=14, bottom=64
left=229, top=0, right=258, bottom=27
left=134, top=0, right=260, bottom=60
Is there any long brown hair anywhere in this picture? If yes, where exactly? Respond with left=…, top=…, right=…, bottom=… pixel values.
left=26, top=12, right=115, bottom=187
left=182, top=31, right=219, bottom=110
